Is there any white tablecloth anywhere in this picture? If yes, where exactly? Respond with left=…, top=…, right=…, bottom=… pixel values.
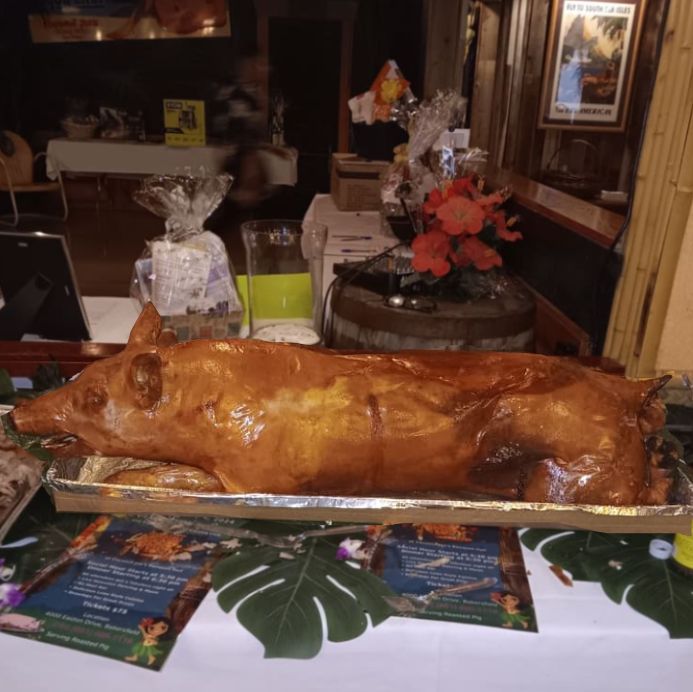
left=46, top=138, right=298, bottom=186
left=1, top=544, right=690, bottom=692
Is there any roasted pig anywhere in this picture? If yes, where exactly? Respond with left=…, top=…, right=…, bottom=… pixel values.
left=9, top=304, right=670, bottom=505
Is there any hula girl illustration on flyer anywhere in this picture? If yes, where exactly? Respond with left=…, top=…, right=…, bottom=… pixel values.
left=126, top=617, right=172, bottom=667
left=491, top=591, right=532, bottom=630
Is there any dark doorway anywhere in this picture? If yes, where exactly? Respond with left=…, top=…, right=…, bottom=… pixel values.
left=268, top=17, right=341, bottom=193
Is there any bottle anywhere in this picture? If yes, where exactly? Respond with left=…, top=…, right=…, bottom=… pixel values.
left=672, top=530, right=693, bottom=577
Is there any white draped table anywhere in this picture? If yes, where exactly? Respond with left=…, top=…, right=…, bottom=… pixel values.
left=1, top=544, right=690, bottom=692
left=45, top=138, right=298, bottom=186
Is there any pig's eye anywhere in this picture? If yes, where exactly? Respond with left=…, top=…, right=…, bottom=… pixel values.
left=84, top=385, right=107, bottom=411
left=130, top=353, right=163, bottom=409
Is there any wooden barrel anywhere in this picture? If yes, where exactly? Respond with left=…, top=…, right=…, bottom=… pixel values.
left=328, top=280, right=535, bottom=352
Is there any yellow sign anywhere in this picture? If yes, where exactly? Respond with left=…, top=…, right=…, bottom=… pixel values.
left=674, top=531, right=693, bottom=571
left=163, top=99, right=206, bottom=147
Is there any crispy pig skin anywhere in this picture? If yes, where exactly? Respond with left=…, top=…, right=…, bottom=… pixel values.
left=10, top=304, right=670, bottom=505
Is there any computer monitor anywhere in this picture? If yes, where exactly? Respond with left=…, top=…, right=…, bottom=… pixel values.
left=0, top=231, right=90, bottom=341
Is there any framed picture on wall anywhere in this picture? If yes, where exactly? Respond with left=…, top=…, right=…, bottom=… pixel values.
left=538, top=0, right=647, bottom=132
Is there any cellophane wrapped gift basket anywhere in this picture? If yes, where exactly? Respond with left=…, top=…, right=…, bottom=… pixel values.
left=130, top=173, right=244, bottom=340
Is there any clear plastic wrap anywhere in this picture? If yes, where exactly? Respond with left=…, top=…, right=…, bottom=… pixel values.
left=406, top=91, right=467, bottom=163
left=130, top=174, right=244, bottom=340
left=381, top=90, right=472, bottom=215
left=427, top=147, right=489, bottom=180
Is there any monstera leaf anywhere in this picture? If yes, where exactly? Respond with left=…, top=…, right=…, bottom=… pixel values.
left=2, top=412, right=53, bottom=463
left=0, top=369, right=14, bottom=402
left=1, top=490, right=96, bottom=583
left=522, top=529, right=693, bottom=638
left=212, top=522, right=395, bottom=658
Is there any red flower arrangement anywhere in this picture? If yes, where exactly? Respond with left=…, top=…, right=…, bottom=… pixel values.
left=412, top=176, right=521, bottom=279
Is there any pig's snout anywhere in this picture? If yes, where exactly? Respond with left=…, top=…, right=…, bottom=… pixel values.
left=9, top=386, right=73, bottom=436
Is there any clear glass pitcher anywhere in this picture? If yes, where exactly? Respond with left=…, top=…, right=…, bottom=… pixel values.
left=241, top=219, right=328, bottom=344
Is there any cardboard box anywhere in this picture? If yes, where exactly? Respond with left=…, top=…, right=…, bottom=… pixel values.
left=330, top=154, right=390, bottom=211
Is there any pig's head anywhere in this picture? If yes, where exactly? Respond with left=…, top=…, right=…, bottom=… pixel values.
left=9, top=303, right=171, bottom=455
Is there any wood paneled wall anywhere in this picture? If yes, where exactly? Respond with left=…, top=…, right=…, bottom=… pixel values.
left=422, top=0, right=469, bottom=98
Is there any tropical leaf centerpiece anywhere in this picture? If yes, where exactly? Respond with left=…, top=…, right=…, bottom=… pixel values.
left=2, top=412, right=53, bottom=464
left=212, top=521, right=395, bottom=659
left=522, top=529, right=693, bottom=638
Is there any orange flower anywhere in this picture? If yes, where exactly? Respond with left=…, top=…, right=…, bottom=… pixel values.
left=455, top=236, right=503, bottom=271
left=426, top=217, right=444, bottom=233
left=478, top=191, right=504, bottom=209
left=423, top=188, right=445, bottom=215
left=480, top=186, right=511, bottom=207
left=450, top=245, right=472, bottom=268
left=436, top=196, right=485, bottom=236
left=411, top=230, right=452, bottom=277
left=451, top=177, right=478, bottom=198
left=490, top=211, right=522, bottom=242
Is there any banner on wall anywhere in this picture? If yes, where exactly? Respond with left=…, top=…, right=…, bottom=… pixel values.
left=29, top=0, right=231, bottom=43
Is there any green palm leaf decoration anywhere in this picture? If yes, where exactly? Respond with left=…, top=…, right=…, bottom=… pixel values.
left=522, top=529, right=693, bottom=638
left=0, top=369, right=14, bottom=402
left=2, top=413, right=53, bottom=463
left=212, top=522, right=395, bottom=659
left=1, top=490, right=96, bottom=583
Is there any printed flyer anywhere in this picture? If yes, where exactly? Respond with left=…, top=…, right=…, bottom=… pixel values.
left=340, top=524, right=537, bottom=632
left=0, top=514, right=225, bottom=670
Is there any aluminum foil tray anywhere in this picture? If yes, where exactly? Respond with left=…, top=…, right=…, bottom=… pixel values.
left=43, top=457, right=693, bottom=534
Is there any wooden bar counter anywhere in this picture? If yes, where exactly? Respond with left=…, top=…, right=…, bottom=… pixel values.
left=485, top=165, right=625, bottom=249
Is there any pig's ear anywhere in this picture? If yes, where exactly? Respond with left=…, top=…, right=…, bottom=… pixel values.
left=127, top=303, right=162, bottom=349
left=157, top=328, right=177, bottom=348
left=130, top=353, right=163, bottom=409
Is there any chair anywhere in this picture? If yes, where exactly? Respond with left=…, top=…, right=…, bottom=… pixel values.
left=0, top=131, right=68, bottom=226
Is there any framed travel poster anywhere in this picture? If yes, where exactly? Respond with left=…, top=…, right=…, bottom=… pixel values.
left=538, top=0, right=647, bottom=132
